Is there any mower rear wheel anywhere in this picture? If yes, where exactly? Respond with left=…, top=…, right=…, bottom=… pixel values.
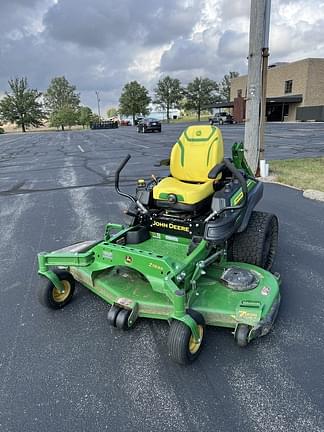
left=107, top=305, right=121, bottom=327
left=235, top=324, right=250, bottom=347
left=228, top=211, right=278, bottom=271
left=115, top=308, right=131, bottom=330
left=168, top=311, right=205, bottom=365
left=38, top=270, right=75, bottom=309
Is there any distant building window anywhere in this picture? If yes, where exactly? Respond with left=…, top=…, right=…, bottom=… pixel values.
left=285, top=80, right=293, bottom=94
left=237, top=89, right=242, bottom=97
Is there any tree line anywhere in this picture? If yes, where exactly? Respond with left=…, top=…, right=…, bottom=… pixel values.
left=0, top=76, right=98, bottom=132
left=0, top=72, right=239, bottom=132
left=117, top=72, right=239, bottom=123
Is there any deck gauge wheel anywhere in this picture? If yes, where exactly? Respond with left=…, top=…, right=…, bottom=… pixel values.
left=107, top=304, right=121, bottom=326
left=38, top=270, right=75, bottom=309
left=108, top=306, right=131, bottom=330
left=235, top=324, right=250, bottom=347
left=115, top=309, right=131, bottom=330
left=168, top=310, right=205, bottom=365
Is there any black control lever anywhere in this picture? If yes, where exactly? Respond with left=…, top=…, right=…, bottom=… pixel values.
left=115, top=154, right=136, bottom=203
left=114, top=155, right=148, bottom=214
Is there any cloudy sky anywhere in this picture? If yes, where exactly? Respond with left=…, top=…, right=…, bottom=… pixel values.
left=1, top=0, right=323, bottom=113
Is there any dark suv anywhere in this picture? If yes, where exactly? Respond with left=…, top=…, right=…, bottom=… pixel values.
left=137, top=118, right=162, bottom=133
left=209, top=112, right=234, bottom=125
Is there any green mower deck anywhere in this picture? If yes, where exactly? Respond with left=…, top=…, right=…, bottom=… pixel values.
left=38, top=224, right=280, bottom=362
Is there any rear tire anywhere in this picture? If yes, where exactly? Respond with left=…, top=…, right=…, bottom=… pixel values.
left=228, top=211, right=278, bottom=271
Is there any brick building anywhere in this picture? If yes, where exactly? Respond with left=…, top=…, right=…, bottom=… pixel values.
left=215, top=58, right=324, bottom=122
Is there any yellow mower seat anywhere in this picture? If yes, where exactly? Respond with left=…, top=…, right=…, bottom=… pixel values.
left=153, top=177, right=215, bottom=205
left=153, top=125, right=224, bottom=206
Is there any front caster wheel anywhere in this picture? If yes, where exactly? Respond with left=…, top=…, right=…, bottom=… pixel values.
left=107, top=304, right=121, bottom=327
left=168, top=312, right=205, bottom=365
left=115, top=309, right=131, bottom=330
left=235, top=324, right=250, bottom=347
left=38, top=270, right=75, bottom=309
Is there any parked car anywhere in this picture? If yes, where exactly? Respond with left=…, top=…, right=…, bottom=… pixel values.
left=209, top=112, right=234, bottom=125
left=120, top=119, right=131, bottom=126
left=134, top=116, right=144, bottom=125
left=137, top=118, right=162, bottom=133
left=90, top=120, right=118, bottom=130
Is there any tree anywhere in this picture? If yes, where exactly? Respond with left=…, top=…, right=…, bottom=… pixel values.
left=184, top=77, right=219, bottom=121
left=78, top=106, right=93, bottom=128
left=154, top=76, right=183, bottom=123
left=0, top=77, right=44, bottom=132
left=107, top=107, right=118, bottom=118
left=119, top=81, right=151, bottom=124
left=219, top=72, right=240, bottom=101
left=49, top=106, right=78, bottom=130
left=44, top=76, right=80, bottom=131
left=91, top=113, right=100, bottom=123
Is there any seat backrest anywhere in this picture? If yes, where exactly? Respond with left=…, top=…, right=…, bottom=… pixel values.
left=170, top=125, right=224, bottom=182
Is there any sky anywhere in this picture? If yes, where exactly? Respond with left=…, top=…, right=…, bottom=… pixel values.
left=1, top=0, right=324, bottom=113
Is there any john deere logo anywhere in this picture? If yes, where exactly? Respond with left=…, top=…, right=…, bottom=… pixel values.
left=125, top=255, right=133, bottom=264
left=196, top=130, right=202, bottom=136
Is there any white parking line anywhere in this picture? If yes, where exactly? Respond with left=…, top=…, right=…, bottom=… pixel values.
left=133, top=143, right=149, bottom=149
left=78, top=145, right=85, bottom=153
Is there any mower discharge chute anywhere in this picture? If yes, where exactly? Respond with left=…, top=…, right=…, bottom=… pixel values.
left=37, top=125, right=280, bottom=365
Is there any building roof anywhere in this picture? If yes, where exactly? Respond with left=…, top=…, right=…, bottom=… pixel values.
left=231, top=57, right=324, bottom=82
left=207, top=94, right=303, bottom=109
left=266, top=94, right=303, bottom=103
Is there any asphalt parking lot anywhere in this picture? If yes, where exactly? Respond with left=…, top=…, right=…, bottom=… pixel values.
left=0, top=123, right=324, bottom=431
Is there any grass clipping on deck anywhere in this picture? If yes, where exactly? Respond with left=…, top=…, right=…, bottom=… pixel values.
left=270, top=158, right=324, bottom=192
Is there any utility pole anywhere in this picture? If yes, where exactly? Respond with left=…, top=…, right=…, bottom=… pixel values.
left=96, top=91, right=101, bottom=119
left=244, top=0, right=271, bottom=175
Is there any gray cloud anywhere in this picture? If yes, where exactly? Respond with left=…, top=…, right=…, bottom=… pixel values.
left=220, top=1, right=250, bottom=20
left=0, top=0, right=324, bottom=111
left=160, top=39, right=209, bottom=74
left=159, top=29, right=249, bottom=83
left=43, top=0, right=201, bottom=48
left=218, top=30, right=249, bottom=58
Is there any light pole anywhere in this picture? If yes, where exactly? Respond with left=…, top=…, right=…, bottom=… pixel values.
left=96, top=91, right=101, bottom=119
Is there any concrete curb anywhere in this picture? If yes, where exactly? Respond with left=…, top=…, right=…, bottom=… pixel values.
left=259, top=177, right=324, bottom=202
left=303, top=189, right=324, bottom=202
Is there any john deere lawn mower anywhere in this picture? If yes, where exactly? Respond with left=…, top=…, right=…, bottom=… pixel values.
left=37, top=125, right=280, bottom=365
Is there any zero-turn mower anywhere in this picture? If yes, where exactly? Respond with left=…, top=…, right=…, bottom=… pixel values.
left=37, top=125, right=280, bottom=365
